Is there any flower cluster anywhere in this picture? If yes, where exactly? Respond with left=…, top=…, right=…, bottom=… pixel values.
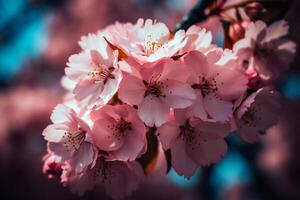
left=42, top=18, right=295, bottom=198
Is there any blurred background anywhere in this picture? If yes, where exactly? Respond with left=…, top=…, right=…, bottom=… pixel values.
left=0, top=0, right=300, bottom=199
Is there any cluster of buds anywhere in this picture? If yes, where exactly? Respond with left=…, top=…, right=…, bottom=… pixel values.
left=42, top=16, right=295, bottom=198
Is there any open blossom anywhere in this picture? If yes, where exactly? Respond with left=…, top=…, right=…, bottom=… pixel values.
left=157, top=109, right=230, bottom=178
left=118, top=58, right=196, bottom=127
left=100, top=19, right=213, bottom=64
left=184, top=50, right=248, bottom=122
left=90, top=104, right=147, bottom=161
left=65, top=34, right=122, bottom=107
left=62, top=157, right=144, bottom=199
left=233, top=87, right=281, bottom=143
left=233, top=20, right=296, bottom=80
left=43, top=104, right=96, bottom=174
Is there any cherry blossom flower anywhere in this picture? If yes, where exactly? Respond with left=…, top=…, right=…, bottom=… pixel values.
left=65, top=34, right=121, bottom=107
left=43, top=104, right=96, bottom=174
left=233, top=87, right=281, bottom=143
left=233, top=20, right=296, bottom=80
left=100, top=19, right=213, bottom=64
left=118, top=58, right=196, bottom=127
left=157, top=109, right=230, bottom=178
left=111, top=19, right=187, bottom=63
left=62, top=157, right=144, bottom=199
left=184, top=50, right=248, bottom=122
left=90, top=104, right=147, bottom=161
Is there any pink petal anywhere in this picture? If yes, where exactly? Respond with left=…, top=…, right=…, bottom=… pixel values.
left=197, top=121, right=230, bottom=140
left=105, top=161, right=143, bottom=199
left=47, top=142, right=72, bottom=161
left=187, top=90, right=208, bottom=120
left=264, top=20, right=289, bottom=43
left=71, top=142, right=94, bottom=173
left=118, top=74, right=146, bottom=106
left=184, top=51, right=209, bottom=83
left=214, top=67, right=248, bottom=100
left=187, top=139, right=227, bottom=165
left=171, top=138, right=198, bottom=179
left=43, top=123, right=69, bottom=142
left=137, top=96, right=170, bottom=127
left=50, top=104, right=74, bottom=124
left=111, top=131, right=146, bottom=161
left=203, top=93, right=233, bottom=122
left=157, top=120, right=180, bottom=150
left=162, top=80, right=195, bottom=108
left=92, top=118, right=124, bottom=151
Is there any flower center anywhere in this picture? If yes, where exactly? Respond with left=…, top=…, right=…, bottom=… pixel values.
left=62, top=126, right=86, bottom=151
left=144, top=80, right=166, bottom=98
left=179, top=119, right=196, bottom=143
left=116, top=118, right=132, bottom=135
left=88, top=65, right=115, bottom=84
left=144, top=41, right=162, bottom=55
left=192, top=77, right=218, bottom=97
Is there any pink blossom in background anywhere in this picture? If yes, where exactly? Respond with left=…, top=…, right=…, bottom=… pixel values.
left=233, top=20, right=297, bottom=80
left=233, top=87, right=281, bottom=143
left=90, top=104, right=147, bottom=161
left=62, top=157, right=144, bottom=198
left=157, top=109, right=230, bottom=178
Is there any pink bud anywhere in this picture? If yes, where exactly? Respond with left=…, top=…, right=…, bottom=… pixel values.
left=229, top=21, right=249, bottom=42
left=245, top=2, right=266, bottom=20
left=42, top=154, right=62, bottom=179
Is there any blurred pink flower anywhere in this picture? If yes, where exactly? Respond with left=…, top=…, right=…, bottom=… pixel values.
left=118, top=58, right=196, bottom=127
left=43, top=104, right=96, bottom=174
left=90, top=104, right=147, bottom=161
left=62, top=157, right=144, bottom=199
left=233, top=87, right=281, bottom=143
left=233, top=20, right=297, bottom=80
left=184, top=50, right=248, bottom=122
left=157, top=109, right=229, bottom=178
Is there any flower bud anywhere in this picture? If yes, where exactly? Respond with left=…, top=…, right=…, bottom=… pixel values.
left=245, top=2, right=266, bottom=20
left=42, top=154, right=63, bottom=179
left=229, top=21, right=249, bottom=42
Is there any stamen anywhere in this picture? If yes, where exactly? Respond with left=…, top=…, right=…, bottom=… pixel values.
left=62, top=126, right=86, bottom=151
left=192, top=77, right=218, bottom=97
left=143, top=35, right=163, bottom=55
left=88, top=65, right=115, bottom=84
left=144, top=77, right=166, bottom=98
